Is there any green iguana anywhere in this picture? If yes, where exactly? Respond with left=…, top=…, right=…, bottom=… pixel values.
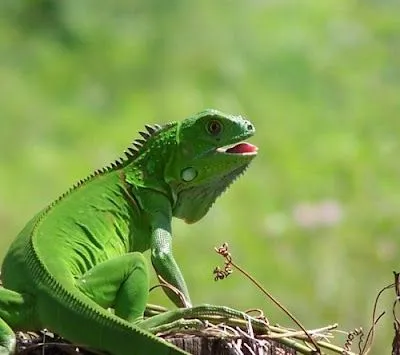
left=0, top=109, right=258, bottom=355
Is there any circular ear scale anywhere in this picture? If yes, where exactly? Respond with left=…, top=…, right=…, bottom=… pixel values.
left=181, top=167, right=198, bottom=182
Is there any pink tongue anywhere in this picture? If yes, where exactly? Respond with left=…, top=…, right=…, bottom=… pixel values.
left=226, top=142, right=258, bottom=154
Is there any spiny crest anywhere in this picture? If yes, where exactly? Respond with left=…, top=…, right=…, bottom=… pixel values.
left=39, top=122, right=177, bottom=218
left=73, top=122, right=166, bottom=181
left=52, top=124, right=164, bottom=199
left=36, top=122, right=172, bottom=222
left=123, top=123, right=164, bottom=160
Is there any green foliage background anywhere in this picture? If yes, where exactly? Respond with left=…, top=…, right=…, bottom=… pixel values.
left=1, top=1, right=399, bottom=352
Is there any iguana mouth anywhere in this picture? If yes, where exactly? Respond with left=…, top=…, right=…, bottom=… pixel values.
left=216, top=142, right=258, bottom=155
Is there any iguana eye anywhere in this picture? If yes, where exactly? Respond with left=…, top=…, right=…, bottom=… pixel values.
left=206, top=120, right=223, bottom=136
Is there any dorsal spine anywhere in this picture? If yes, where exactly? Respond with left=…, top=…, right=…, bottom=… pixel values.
left=36, top=122, right=173, bottom=219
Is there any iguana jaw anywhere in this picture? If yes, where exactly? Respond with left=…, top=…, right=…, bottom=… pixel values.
left=216, top=142, right=258, bottom=156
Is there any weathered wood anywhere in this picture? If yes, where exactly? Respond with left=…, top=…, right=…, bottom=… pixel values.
left=15, top=331, right=297, bottom=355
left=167, top=336, right=297, bottom=355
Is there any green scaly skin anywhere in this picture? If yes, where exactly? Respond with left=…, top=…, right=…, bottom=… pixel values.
left=0, top=109, right=258, bottom=355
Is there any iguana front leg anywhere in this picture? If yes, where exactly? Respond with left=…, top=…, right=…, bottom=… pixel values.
left=148, top=203, right=192, bottom=308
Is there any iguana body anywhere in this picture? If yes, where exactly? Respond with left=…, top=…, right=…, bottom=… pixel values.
left=0, top=110, right=258, bottom=355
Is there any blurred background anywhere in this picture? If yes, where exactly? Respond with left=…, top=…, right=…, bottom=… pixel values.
left=1, top=0, right=399, bottom=352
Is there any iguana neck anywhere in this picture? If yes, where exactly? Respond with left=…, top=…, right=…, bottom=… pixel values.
left=122, top=122, right=179, bottom=200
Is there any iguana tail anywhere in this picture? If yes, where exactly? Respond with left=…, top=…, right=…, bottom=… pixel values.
left=26, top=245, right=186, bottom=355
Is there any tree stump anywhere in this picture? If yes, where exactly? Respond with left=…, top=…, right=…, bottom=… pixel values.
left=15, top=331, right=297, bottom=355
left=167, top=335, right=297, bottom=355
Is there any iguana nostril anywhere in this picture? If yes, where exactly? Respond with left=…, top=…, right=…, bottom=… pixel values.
left=246, top=122, right=254, bottom=132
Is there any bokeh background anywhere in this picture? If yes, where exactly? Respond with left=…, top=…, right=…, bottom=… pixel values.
left=1, top=1, right=399, bottom=352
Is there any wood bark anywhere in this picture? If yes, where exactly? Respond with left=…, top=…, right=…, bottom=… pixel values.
left=167, top=336, right=297, bottom=355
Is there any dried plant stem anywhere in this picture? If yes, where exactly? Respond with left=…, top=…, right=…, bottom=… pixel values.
left=214, top=243, right=321, bottom=353
left=267, top=323, right=337, bottom=339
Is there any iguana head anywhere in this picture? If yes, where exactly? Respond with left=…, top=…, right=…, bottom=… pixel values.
left=166, top=109, right=257, bottom=223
